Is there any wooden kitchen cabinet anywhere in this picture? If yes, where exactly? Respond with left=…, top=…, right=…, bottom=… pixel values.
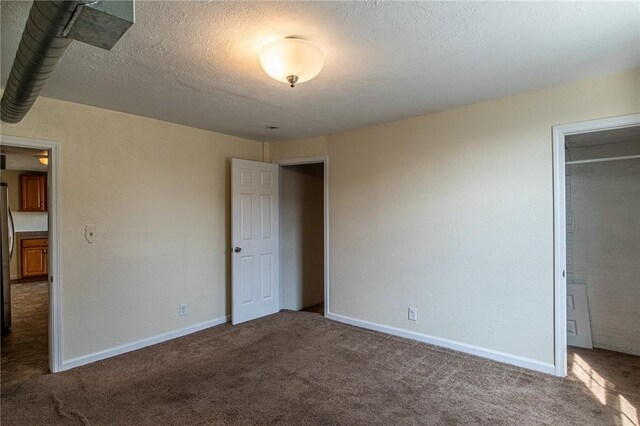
left=20, top=174, right=47, bottom=212
left=21, top=238, right=48, bottom=278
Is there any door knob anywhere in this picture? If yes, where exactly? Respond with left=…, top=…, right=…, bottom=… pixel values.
left=234, top=247, right=242, bottom=253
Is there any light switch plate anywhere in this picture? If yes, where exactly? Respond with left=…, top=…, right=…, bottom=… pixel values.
left=408, top=307, right=418, bottom=322
left=85, top=225, right=97, bottom=243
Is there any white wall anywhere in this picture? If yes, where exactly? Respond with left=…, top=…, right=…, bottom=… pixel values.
left=567, top=158, right=640, bottom=355
left=281, top=164, right=324, bottom=310
left=1, top=94, right=263, bottom=361
left=269, top=69, right=640, bottom=368
left=10, top=211, right=48, bottom=233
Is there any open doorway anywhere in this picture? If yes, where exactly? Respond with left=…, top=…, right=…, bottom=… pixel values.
left=0, top=135, right=61, bottom=385
left=553, top=118, right=640, bottom=423
left=553, top=114, right=640, bottom=378
left=1, top=145, right=50, bottom=385
left=276, top=157, right=328, bottom=317
left=564, top=126, right=640, bottom=354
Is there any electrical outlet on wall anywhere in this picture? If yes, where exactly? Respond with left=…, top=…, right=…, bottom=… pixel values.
left=408, top=307, right=418, bottom=322
left=179, top=304, right=188, bottom=316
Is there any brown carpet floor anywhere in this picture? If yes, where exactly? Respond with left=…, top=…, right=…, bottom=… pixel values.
left=1, top=311, right=638, bottom=425
left=1, top=282, right=49, bottom=387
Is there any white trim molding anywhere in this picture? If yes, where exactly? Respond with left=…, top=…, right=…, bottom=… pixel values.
left=327, top=312, right=556, bottom=375
left=1, top=134, right=63, bottom=373
left=62, top=315, right=230, bottom=371
left=274, top=156, right=330, bottom=317
left=552, top=113, right=640, bottom=377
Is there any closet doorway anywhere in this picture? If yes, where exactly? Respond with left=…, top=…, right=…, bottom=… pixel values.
left=276, top=157, right=328, bottom=316
left=553, top=114, right=640, bottom=377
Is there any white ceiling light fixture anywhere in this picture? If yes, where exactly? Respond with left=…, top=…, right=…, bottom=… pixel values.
left=259, top=38, right=324, bottom=88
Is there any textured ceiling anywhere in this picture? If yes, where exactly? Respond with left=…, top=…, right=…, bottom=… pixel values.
left=1, top=1, right=639, bottom=141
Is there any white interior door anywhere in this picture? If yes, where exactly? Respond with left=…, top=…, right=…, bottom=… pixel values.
left=567, top=283, right=593, bottom=348
left=231, top=159, right=280, bottom=325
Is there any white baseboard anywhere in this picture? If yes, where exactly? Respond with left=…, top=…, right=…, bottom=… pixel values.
left=326, top=312, right=556, bottom=376
left=61, top=315, right=230, bottom=371
left=59, top=312, right=556, bottom=375
left=10, top=274, right=18, bottom=280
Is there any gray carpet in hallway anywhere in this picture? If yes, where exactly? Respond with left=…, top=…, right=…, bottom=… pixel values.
left=1, top=311, right=638, bottom=425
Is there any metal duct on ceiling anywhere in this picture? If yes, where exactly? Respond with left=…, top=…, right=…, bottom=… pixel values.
left=1, top=0, right=134, bottom=124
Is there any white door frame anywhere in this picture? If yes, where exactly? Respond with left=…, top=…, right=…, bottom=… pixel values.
left=1, top=134, right=63, bottom=373
left=552, top=113, right=640, bottom=377
left=274, top=156, right=329, bottom=316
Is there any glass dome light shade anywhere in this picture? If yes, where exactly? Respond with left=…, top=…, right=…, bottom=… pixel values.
left=259, top=38, right=324, bottom=86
